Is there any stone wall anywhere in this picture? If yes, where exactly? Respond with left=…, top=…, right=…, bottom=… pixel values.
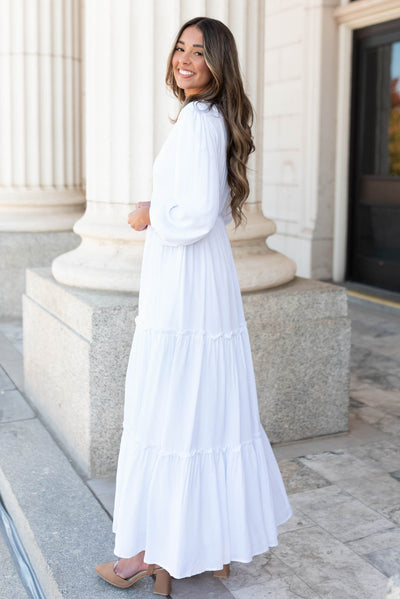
left=263, top=0, right=340, bottom=279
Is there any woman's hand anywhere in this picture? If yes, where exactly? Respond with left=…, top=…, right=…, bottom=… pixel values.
left=128, top=204, right=151, bottom=231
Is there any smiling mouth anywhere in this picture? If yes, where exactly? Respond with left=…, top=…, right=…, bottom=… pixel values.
left=177, top=69, right=195, bottom=77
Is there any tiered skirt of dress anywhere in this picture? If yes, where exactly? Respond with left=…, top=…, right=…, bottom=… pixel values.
left=112, top=219, right=292, bottom=580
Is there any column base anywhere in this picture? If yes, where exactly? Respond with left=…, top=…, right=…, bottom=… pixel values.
left=52, top=201, right=296, bottom=292
left=232, top=240, right=297, bottom=291
left=52, top=238, right=145, bottom=292
left=23, top=269, right=350, bottom=477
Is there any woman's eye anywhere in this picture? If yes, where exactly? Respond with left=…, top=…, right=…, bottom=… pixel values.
left=175, top=47, right=183, bottom=52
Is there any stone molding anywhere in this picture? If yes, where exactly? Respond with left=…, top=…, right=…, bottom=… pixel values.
left=0, top=190, right=85, bottom=232
left=334, top=0, right=400, bottom=28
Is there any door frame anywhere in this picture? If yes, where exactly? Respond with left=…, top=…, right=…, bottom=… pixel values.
left=332, top=0, right=400, bottom=283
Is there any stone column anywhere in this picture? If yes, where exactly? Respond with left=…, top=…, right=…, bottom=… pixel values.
left=0, top=0, right=85, bottom=316
left=52, top=0, right=296, bottom=292
left=226, top=0, right=297, bottom=289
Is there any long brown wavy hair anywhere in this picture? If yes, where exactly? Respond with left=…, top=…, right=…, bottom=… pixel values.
left=165, top=17, right=255, bottom=228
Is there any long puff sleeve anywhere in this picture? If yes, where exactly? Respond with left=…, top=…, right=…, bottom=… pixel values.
left=149, top=102, right=222, bottom=246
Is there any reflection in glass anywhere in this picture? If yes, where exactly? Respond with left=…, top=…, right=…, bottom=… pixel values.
left=362, top=41, right=400, bottom=176
left=389, top=42, right=400, bottom=175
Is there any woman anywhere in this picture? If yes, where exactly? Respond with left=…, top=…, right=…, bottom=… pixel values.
left=95, top=16, right=292, bottom=596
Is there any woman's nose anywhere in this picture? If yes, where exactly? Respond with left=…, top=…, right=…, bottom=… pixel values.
left=180, top=51, right=191, bottom=64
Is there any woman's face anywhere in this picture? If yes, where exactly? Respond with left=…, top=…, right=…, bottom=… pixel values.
left=172, top=26, right=212, bottom=97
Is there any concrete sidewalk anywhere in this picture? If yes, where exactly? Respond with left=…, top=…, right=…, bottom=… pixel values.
left=0, top=297, right=399, bottom=598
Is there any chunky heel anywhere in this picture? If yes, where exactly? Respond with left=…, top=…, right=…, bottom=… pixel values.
left=153, top=568, right=172, bottom=596
left=213, top=563, right=230, bottom=578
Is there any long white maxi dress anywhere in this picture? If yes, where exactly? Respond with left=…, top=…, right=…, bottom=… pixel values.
left=112, top=100, right=292, bottom=580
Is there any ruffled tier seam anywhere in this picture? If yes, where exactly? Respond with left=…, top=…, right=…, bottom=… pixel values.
left=134, top=316, right=248, bottom=340
left=120, top=433, right=262, bottom=458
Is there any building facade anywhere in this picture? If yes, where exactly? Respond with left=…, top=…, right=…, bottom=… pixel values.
left=1, top=0, right=399, bottom=319
left=265, top=0, right=400, bottom=291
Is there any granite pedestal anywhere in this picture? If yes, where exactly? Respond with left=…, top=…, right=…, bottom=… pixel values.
left=0, top=231, right=80, bottom=319
left=23, top=269, right=350, bottom=477
left=243, top=278, right=350, bottom=443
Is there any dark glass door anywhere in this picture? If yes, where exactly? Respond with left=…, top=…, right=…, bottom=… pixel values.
left=348, top=19, right=400, bottom=292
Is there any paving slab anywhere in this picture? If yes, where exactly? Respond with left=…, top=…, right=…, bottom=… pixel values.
left=364, top=545, right=400, bottom=578
left=0, top=333, right=24, bottom=392
left=0, top=365, right=15, bottom=392
left=273, top=411, right=387, bottom=462
left=172, top=572, right=235, bottom=598
left=381, top=505, right=400, bottom=526
left=225, top=576, right=321, bottom=599
left=297, top=449, right=383, bottom=481
left=87, top=474, right=116, bottom=517
left=219, top=553, right=320, bottom=599
left=276, top=506, right=315, bottom=535
left=352, top=347, right=400, bottom=391
left=347, top=439, right=400, bottom=472
left=0, top=389, right=35, bottom=423
left=289, top=484, right=394, bottom=543
left=359, top=407, right=400, bottom=436
left=351, top=387, right=400, bottom=416
left=346, top=527, right=400, bottom=556
left=278, top=457, right=332, bottom=494
left=351, top=330, right=400, bottom=362
left=337, top=473, right=400, bottom=516
left=0, top=322, right=23, bottom=355
left=272, top=525, right=388, bottom=599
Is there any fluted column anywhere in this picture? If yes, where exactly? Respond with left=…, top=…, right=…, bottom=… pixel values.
left=53, top=0, right=295, bottom=291
left=52, top=0, right=157, bottom=289
left=222, top=0, right=296, bottom=288
left=0, top=0, right=85, bottom=231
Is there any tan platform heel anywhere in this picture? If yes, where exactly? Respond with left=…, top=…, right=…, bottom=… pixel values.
left=213, top=563, right=230, bottom=578
left=95, top=561, right=171, bottom=595
left=153, top=567, right=172, bottom=596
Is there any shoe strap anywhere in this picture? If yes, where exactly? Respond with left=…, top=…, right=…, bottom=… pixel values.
left=113, top=560, right=157, bottom=578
